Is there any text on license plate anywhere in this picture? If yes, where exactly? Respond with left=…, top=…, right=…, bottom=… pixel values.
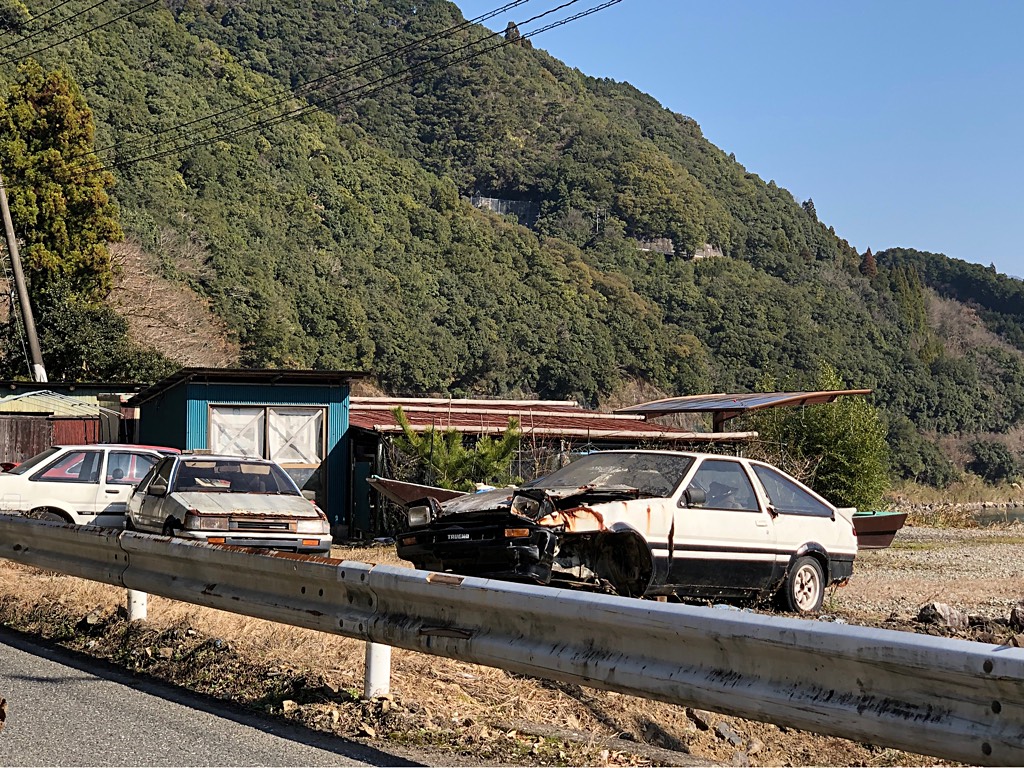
left=446, top=533, right=470, bottom=540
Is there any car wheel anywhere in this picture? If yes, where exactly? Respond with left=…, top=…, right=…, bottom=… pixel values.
left=29, top=507, right=72, bottom=524
left=782, top=556, right=825, bottom=613
left=162, top=520, right=179, bottom=538
left=124, top=516, right=136, bottom=532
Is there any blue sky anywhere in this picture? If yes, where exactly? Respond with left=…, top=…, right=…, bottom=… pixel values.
left=453, top=0, right=1024, bottom=278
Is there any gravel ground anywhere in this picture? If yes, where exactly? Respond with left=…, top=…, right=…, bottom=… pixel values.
left=828, top=523, right=1024, bottom=626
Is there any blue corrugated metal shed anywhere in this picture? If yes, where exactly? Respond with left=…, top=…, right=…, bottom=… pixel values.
left=128, top=368, right=366, bottom=531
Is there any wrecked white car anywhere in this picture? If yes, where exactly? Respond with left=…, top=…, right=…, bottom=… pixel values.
left=127, top=454, right=332, bottom=554
left=393, top=450, right=857, bottom=613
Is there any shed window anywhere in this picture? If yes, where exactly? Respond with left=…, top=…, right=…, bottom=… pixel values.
left=209, top=407, right=265, bottom=458
left=209, top=405, right=326, bottom=469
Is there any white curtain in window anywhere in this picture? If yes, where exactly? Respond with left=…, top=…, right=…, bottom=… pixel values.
left=209, top=407, right=265, bottom=458
left=268, top=407, right=324, bottom=466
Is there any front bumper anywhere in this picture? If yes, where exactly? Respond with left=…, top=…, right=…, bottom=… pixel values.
left=397, top=523, right=558, bottom=584
left=177, top=530, right=332, bottom=554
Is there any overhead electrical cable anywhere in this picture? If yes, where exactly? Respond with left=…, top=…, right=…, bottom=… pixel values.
left=91, top=0, right=537, bottom=158
left=0, top=0, right=113, bottom=54
left=0, top=0, right=80, bottom=41
left=193, top=0, right=606, bottom=150
left=4, top=0, right=625, bottom=189
left=0, top=0, right=159, bottom=66
left=81, top=0, right=612, bottom=173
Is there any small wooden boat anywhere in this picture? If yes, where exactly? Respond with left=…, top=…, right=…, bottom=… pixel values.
left=853, top=510, right=908, bottom=549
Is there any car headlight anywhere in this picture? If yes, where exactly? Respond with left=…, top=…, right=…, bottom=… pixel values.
left=406, top=497, right=442, bottom=528
left=407, top=504, right=432, bottom=527
left=511, top=491, right=554, bottom=520
left=184, top=513, right=229, bottom=531
left=296, top=518, right=329, bottom=534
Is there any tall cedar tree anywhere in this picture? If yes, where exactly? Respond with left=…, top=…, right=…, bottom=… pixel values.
left=0, top=61, right=174, bottom=382
left=0, top=61, right=122, bottom=302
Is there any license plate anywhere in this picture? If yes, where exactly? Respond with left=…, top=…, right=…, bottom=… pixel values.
left=446, top=533, right=470, bottom=540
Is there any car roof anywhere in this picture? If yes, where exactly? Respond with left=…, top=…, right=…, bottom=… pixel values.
left=53, top=444, right=180, bottom=453
left=579, top=448, right=728, bottom=461
left=176, top=453, right=276, bottom=463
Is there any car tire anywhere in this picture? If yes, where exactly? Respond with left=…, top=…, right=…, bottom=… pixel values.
left=29, top=507, right=72, bottom=524
left=124, top=516, right=136, bottom=532
left=162, top=520, right=178, bottom=538
left=782, top=556, right=825, bottom=614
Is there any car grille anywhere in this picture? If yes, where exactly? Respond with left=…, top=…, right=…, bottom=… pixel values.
left=231, top=520, right=293, bottom=532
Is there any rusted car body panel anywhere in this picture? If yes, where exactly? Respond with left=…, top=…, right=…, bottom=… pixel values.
left=396, top=450, right=858, bottom=610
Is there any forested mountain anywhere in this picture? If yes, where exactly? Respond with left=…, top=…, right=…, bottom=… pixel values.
left=0, top=0, right=1022, bottom=484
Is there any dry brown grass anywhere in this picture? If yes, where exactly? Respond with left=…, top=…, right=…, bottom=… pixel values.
left=888, top=477, right=1024, bottom=509
left=108, top=237, right=240, bottom=367
left=0, top=550, right=950, bottom=767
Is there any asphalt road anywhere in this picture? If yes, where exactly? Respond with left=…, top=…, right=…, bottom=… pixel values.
left=0, top=627, right=422, bottom=767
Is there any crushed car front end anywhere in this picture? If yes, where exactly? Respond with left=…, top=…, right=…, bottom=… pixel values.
left=397, top=510, right=558, bottom=584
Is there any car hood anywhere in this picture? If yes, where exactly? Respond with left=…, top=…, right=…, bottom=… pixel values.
left=171, top=492, right=320, bottom=518
left=439, top=484, right=645, bottom=517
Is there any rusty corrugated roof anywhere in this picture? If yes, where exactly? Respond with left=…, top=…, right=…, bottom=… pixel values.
left=615, top=390, right=873, bottom=417
left=349, top=398, right=754, bottom=442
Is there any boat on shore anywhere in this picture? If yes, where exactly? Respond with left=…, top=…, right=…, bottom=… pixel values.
left=853, top=510, right=908, bottom=549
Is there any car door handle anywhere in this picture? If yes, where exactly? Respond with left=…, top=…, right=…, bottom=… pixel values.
left=105, top=489, right=120, bottom=494
left=756, top=520, right=768, bottom=527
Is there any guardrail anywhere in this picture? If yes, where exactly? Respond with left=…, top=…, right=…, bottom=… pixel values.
left=1, top=514, right=1022, bottom=765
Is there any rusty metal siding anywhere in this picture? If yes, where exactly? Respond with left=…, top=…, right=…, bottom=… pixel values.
left=51, top=418, right=101, bottom=445
left=0, top=415, right=52, bottom=462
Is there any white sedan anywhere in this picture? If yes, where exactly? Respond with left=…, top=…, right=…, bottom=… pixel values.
left=127, top=454, right=332, bottom=553
left=0, top=444, right=177, bottom=526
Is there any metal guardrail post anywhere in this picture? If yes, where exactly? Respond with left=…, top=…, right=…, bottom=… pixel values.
left=363, top=641, right=391, bottom=698
left=127, top=589, right=147, bottom=622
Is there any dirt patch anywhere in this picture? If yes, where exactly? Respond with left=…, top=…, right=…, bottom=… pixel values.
left=3, top=527, right=1021, bottom=766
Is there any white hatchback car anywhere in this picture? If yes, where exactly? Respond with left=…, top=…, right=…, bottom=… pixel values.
left=126, top=453, right=332, bottom=554
left=396, top=450, right=858, bottom=613
left=0, top=444, right=178, bottom=526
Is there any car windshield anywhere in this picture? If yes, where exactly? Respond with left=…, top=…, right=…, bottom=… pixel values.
left=171, top=459, right=300, bottom=495
left=522, top=452, right=695, bottom=498
left=6, top=446, right=61, bottom=475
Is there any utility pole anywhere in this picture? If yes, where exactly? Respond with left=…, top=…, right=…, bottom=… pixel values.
left=0, top=171, right=46, bottom=382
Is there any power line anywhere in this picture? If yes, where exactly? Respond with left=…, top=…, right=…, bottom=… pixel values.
left=90, top=0, right=610, bottom=173
left=0, top=0, right=159, bottom=67
left=0, top=0, right=79, bottom=40
left=92, top=0, right=537, bottom=159
left=0, top=0, right=113, bottom=54
left=2, top=0, right=625, bottom=189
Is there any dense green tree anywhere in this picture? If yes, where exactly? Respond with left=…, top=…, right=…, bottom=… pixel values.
left=0, top=0, right=29, bottom=31
left=0, top=61, right=122, bottom=301
left=749, top=365, right=890, bottom=508
left=0, top=61, right=174, bottom=381
left=966, top=440, right=1018, bottom=483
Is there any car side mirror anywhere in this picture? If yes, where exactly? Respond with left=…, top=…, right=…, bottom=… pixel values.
left=149, top=482, right=168, bottom=497
left=682, top=487, right=706, bottom=507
